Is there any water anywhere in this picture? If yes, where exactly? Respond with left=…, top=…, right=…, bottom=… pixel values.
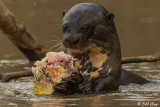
left=0, top=0, right=160, bottom=107
left=0, top=62, right=160, bottom=107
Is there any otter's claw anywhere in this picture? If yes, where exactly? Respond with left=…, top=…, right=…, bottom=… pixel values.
left=53, top=72, right=84, bottom=94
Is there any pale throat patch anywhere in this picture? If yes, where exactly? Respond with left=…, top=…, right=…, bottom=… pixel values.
left=75, top=44, right=109, bottom=79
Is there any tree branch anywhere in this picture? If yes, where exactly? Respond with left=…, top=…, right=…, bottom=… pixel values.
left=122, top=53, right=160, bottom=64
left=0, top=2, right=47, bottom=61
left=0, top=71, right=33, bottom=82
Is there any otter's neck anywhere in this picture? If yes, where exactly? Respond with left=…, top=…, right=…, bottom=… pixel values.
left=74, top=44, right=112, bottom=80
left=75, top=30, right=121, bottom=80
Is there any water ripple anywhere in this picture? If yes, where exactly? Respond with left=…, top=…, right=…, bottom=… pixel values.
left=0, top=59, right=29, bottom=68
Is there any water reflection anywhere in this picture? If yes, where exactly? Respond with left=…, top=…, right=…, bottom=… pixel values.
left=0, top=59, right=29, bottom=68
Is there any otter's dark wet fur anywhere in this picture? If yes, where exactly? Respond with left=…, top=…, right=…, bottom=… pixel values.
left=53, top=3, right=149, bottom=94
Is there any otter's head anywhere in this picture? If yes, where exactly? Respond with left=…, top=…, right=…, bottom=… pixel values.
left=62, top=3, right=121, bottom=79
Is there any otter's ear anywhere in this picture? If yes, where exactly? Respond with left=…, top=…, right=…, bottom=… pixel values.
left=63, top=10, right=67, bottom=17
left=105, top=13, right=114, bottom=23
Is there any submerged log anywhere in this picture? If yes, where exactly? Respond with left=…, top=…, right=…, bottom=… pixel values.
left=0, top=53, right=160, bottom=82
left=122, top=53, right=160, bottom=64
left=0, top=2, right=47, bottom=61
left=0, top=71, right=33, bottom=82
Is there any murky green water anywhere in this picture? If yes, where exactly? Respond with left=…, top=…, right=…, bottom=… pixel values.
left=0, top=0, right=160, bottom=107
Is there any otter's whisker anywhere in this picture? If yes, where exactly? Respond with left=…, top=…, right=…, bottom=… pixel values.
left=48, top=40, right=62, bottom=46
left=48, top=42, right=63, bottom=51
left=48, top=35, right=62, bottom=38
left=47, top=39, right=62, bottom=45
left=51, top=42, right=63, bottom=48
left=50, top=42, right=63, bottom=47
left=47, top=39, right=62, bottom=43
left=56, top=45, right=64, bottom=51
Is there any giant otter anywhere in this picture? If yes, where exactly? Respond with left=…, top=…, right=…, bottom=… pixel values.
left=53, top=3, right=149, bottom=94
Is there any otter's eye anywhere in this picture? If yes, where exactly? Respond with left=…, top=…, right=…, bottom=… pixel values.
left=63, top=24, right=70, bottom=33
left=83, top=25, right=91, bottom=34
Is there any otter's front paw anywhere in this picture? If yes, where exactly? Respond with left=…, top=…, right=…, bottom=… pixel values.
left=53, top=72, right=84, bottom=95
left=79, top=82, right=92, bottom=94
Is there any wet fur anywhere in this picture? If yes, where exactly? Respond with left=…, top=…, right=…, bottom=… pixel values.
left=53, top=3, right=149, bottom=94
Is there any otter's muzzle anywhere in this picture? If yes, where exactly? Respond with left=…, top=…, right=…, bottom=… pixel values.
left=63, top=35, right=80, bottom=48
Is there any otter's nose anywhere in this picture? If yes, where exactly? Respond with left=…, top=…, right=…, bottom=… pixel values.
left=63, top=36, right=80, bottom=48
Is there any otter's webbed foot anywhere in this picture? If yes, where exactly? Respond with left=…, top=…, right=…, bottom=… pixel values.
left=53, top=72, right=84, bottom=95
